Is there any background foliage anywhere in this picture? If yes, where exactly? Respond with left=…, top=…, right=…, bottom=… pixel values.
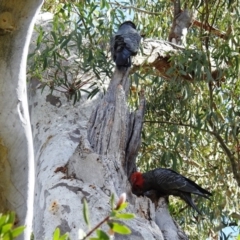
left=28, top=0, right=240, bottom=239
left=0, top=212, right=25, bottom=239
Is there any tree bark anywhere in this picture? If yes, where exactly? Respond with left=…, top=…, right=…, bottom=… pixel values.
left=27, top=12, right=192, bottom=240
left=168, top=0, right=195, bottom=46
left=28, top=59, right=188, bottom=240
left=28, top=68, right=164, bottom=239
left=0, top=1, right=43, bottom=239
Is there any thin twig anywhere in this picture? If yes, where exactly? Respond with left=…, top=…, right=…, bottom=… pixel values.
left=110, top=1, right=161, bottom=16
left=82, top=216, right=110, bottom=240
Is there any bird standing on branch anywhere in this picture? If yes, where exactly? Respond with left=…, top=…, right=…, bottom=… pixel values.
left=110, top=21, right=141, bottom=69
left=130, top=168, right=212, bottom=214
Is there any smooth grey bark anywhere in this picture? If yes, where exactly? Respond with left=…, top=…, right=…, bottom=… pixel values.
left=28, top=66, right=164, bottom=239
left=0, top=1, right=43, bottom=239
left=155, top=198, right=188, bottom=240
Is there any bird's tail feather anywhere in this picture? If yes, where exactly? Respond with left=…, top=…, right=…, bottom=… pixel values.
left=116, top=48, right=132, bottom=68
left=180, top=193, right=202, bottom=215
left=193, top=191, right=212, bottom=200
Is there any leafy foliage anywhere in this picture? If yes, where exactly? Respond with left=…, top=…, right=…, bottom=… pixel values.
left=79, top=193, right=134, bottom=240
left=5, top=193, right=134, bottom=240
left=31, top=0, right=240, bottom=238
left=29, top=1, right=114, bottom=103
left=53, top=228, right=70, bottom=240
left=0, top=212, right=25, bottom=239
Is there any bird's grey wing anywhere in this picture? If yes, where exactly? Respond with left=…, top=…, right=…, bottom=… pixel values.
left=116, top=26, right=141, bottom=53
left=123, top=32, right=141, bottom=54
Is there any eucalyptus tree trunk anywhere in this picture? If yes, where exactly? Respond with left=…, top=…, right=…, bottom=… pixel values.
left=0, top=1, right=43, bottom=240
left=28, top=68, right=163, bottom=239
left=0, top=3, right=192, bottom=239
left=28, top=41, right=187, bottom=239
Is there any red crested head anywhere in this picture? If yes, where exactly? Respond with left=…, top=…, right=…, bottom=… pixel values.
left=130, top=172, right=144, bottom=196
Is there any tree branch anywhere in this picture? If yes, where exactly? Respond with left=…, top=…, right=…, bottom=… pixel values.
left=144, top=120, right=215, bottom=135
left=132, top=39, right=226, bottom=82
left=207, top=119, right=240, bottom=186
left=192, top=20, right=227, bottom=39
left=125, top=89, right=146, bottom=176
left=83, top=216, right=110, bottom=240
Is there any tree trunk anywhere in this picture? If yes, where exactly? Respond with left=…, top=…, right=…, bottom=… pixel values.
left=0, top=1, right=43, bottom=239
left=28, top=39, right=187, bottom=239
left=28, top=66, right=162, bottom=239
left=0, top=7, right=191, bottom=239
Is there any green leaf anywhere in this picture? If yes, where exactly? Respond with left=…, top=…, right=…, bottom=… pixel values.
left=174, top=134, right=181, bottom=149
left=96, top=229, right=110, bottom=240
left=53, top=228, right=60, bottom=240
left=51, top=31, right=58, bottom=44
left=114, top=213, right=135, bottom=220
left=115, top=202, right=128, bottom=211
left=11, top=226, right=25, bottom=238
left=59, top=233, right=69, bottom=240
left=108, top=222, right=131, bottom=235
left=73, top=90, right=78, bottom=105
left=60, top=36, right=72, bottom=49
left=87, top=87, right=99, bottom=99
left=2, top=232, right=11, bottom=240
left=110, top=194, right=115, bottom=210
left=0, top=215, right=7, bottom=227
left=43, top=57, right=48, bottom=70
left=7, top=212, right=15, bottom=224
left=36, top=27, right=44, bottom=47
left=2, top=223, right=13, bottom=233
left=83, top=199, right=90, bottom=227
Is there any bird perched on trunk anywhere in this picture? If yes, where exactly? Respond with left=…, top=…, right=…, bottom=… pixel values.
left=130, top=168, right=212, bottom=214
left=110, top=21, right=141, bottom=69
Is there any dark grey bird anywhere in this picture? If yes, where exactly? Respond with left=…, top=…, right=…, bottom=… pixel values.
left=130, top=168, right=212, bottom=214
left=111, top=21, right=141, bottom=69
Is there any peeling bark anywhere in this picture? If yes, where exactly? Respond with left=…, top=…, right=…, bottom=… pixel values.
left=28, top=72, right=165, bottom=239
left=88, top=69, right=131, bottom=156
left=88, top=69, right=145, bottom=177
